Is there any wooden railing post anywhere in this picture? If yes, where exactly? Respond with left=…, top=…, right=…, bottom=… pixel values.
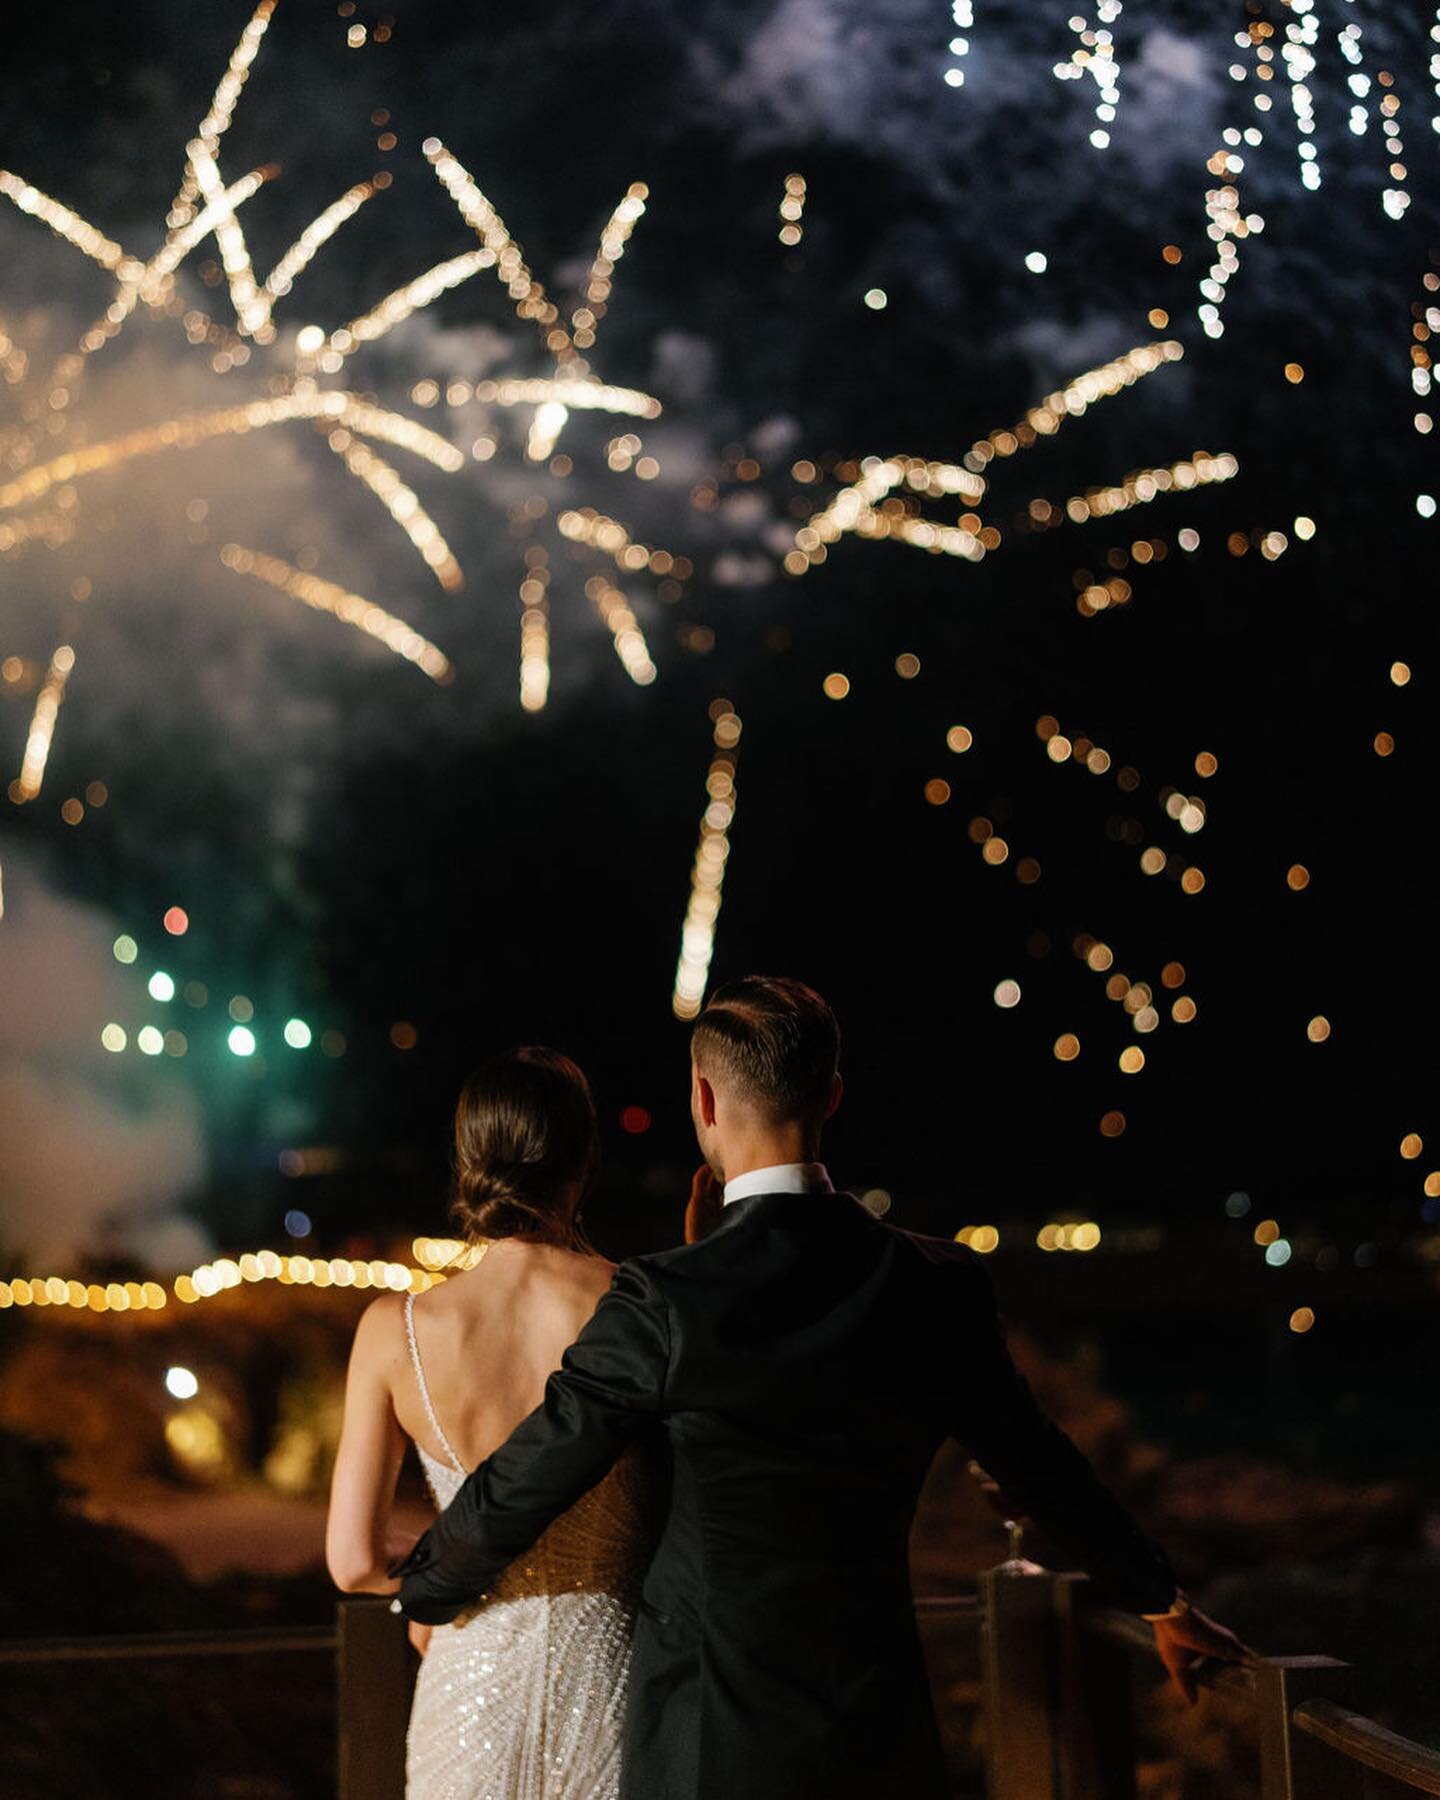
left=982, top=1564, right=1062, bottom=1800
left=1255, top=1655, right=1355, bottom=1800
left=1053, top=1574, right=1135, bottom=1800
left=336, top=1598, right=411, bottom=1800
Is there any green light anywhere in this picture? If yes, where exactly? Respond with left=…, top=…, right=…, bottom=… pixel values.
left=113, top=934, right=138, bottom=965
left=283, top=1018, right=312, bottom=1049
left=101, top=1023, right=127, bottom=1053
left=227, top=1025, right=256, bottom=1057
left=137, top=1026, right=164, bottom=1056
left=148, top=971, right=176, bottom=1003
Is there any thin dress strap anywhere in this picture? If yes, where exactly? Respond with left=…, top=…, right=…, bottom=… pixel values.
left=403, top=1292, right=466, bottom=1475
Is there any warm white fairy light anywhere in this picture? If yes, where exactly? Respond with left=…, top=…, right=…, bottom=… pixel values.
left=1054, top=3, right=1125, bottom=149
left=673, top=705, right=742, bottom=1020
left=944, top=1, right=973, bottom=88
left=12, top=644, right=74, bottom=802
left=264, top=181, right=375, bottom=299
left=325, top=434, right=463, bottom=591
left=219, top=545, right=452, bottom=681
left=519, top=547, right=551, bottom=713
left=778, top=174, right=807, bottom=246
left=584, top=575, right=657, bottom=685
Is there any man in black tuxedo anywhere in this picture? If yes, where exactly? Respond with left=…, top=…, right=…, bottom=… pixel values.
left=397, top=975, right=1246, bottom=1799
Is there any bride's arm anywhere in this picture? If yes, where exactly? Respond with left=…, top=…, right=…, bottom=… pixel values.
left=326, top=1297, right=411, bottom=1594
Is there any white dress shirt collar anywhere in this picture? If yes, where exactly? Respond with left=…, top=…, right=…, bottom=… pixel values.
left=723, top=1162, right=834, bottom=1206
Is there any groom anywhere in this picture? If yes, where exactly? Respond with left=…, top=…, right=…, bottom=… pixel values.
left=397, top=975, right=1245, bottom=1798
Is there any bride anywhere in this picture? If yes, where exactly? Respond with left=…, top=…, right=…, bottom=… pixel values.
left=326, top=1047, right=652, bottom=1798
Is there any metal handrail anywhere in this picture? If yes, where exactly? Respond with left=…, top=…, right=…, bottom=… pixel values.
left=0, top=1623, right=336, bottom=1664
left=1082, top=1600, right=1257, bottom=1701
left=1294, top=1699, right=1440, bottom=1797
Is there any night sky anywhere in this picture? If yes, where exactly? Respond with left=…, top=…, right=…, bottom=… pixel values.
left=1, top=0, right=1437, bottom=1274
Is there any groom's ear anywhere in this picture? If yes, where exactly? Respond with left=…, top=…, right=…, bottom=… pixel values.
left=694, top=1071, right=718, bottom=1127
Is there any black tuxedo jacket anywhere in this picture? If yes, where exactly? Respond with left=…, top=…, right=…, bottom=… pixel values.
left=397, top=1191, right=1176, bottom=1800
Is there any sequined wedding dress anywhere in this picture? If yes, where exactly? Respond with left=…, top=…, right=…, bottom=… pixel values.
left=403, top=1293, right=649, bottom=1800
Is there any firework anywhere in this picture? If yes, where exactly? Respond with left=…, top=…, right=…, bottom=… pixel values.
left=777, top=174, right=806, bottom=247
left=672, top=704, right=741, bottom=1020
left=219, top=545, right=452, bottom=681
left=583, top=575, right=657, bottom=685
left=1054, top=2, right=1125, bottom=150
left=518, top=547, right=551, bottom=713
left=11, top=644, right=75, bottom=803
left=325, top=434, right=464, bottom=592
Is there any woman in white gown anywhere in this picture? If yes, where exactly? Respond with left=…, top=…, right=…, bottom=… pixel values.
left=326, top=1048, right=652, bottom=1799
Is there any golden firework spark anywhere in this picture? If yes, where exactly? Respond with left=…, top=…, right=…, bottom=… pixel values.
left=673, top=704, right=741, bottom=1019
left=264, top=181, right=376, bottom=300
left=0, top=388, right=462, bottom=513
left=518, top=545, right=551, bottom=713
left=1, top=0, right=676, bottom=737
left=324, top=433, right=464, bottom=592
left=219, top=545, right=452, bottom=682
left=583, top=575, right=657, bottom=685
left=10, top=644, right=75, bottom=803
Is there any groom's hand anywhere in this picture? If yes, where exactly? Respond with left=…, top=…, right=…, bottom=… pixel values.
left=684, top=1164, right=723, bottom=1243
left=1153, top=1602, right=1255, bottom=1705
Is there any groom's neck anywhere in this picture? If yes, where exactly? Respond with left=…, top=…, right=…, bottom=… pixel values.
left=718, top=1124, right=821, bottom=1186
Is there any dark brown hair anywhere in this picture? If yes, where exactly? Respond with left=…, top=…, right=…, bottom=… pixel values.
left=451, top=1047, right=599, bottom=1246
left=691, top=975, right=840, bottom=1126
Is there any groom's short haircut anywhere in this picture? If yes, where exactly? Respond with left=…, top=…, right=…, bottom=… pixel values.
left=692, top=975, right=840, bottom=1125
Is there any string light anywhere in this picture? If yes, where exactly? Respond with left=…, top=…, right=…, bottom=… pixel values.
left=11, top=645, right=75, bottom=803
left=673, top=703, right=742, bottom=1019
left=219, top=545, right=452, bottom=681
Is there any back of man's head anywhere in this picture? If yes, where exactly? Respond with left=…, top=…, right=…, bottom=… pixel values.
left=691, top=975, right=840, bottom=1127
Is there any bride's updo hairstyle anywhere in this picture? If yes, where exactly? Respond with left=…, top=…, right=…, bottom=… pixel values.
left=451, top=1047, right=599, bottom=1247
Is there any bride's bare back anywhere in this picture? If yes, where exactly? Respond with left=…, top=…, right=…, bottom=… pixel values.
left=388, top=1238, right=616, bottom=1471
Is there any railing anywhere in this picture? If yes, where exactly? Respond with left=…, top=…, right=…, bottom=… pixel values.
left=0, top=1601, right=408, bottom=1800
left=979, top=1564, right=1440, bottom=1800
left=3, top=1576, right=1437, bottom=1799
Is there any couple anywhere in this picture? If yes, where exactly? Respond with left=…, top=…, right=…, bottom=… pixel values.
left=327, top=975, right=1246, bottom=1799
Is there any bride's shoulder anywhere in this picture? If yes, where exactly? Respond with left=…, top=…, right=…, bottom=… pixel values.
left=346, top=1288, right=410, bottom=1373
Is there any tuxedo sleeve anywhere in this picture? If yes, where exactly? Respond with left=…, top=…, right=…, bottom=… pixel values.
left=948, top=1254, right=1177, bottom=1614
left=394, top=1260, right=670, bottom=1624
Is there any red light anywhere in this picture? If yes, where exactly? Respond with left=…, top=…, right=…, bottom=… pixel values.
left=163, top=906, right=189, bottom=936
left=620, top=1106, right=651, bottom=1135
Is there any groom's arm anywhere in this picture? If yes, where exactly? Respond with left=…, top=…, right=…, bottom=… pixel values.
left=394, top=1260, right=670, bottom=1625
left=946, top=1252, right=1178, bottom=1614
